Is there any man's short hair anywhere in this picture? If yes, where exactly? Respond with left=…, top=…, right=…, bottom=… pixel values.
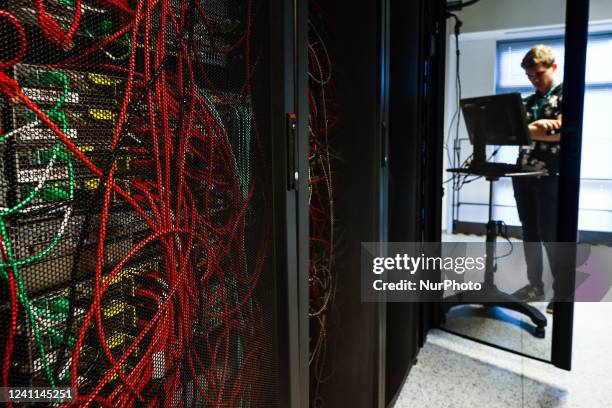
left=521, top=45, right=556, bottom=69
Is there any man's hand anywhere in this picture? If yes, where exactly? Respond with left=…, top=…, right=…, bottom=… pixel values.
left=533, top=119, right=561, bottom=131
left=529, top=117, right=562, bottom=141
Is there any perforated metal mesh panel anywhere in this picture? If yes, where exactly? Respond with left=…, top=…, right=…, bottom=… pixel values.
left=0, top=0, right=279, bottom=405
left=307, top=1, right=338, bottom=406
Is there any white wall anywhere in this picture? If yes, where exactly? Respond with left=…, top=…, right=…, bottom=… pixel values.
left=443, top=36, right=499, bottom=229
left=454, top=0, right=612, bottom=33
left=444, top=34, right=514, bottom=229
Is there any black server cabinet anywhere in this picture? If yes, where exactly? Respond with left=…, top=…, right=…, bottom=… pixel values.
left=385, top=0, right=446, bottom=406
left=303, top=1, right=388, bottom=407
left=0, top=0, right=301, bottom=406
left=301, top=0, right=449, bottom=406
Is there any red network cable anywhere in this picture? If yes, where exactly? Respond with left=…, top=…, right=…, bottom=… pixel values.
left=0, top=0, right=270, bottom=406
left=35, top=0, right=82, bottom=49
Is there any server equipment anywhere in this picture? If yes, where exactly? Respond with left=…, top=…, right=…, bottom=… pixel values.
left=0, top=0, right=290, bottom=406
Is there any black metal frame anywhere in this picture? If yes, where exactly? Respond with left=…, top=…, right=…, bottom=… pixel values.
left=298, top=1, right=390, bottom=406
left=274, top=0, right=396, bottom=405
left=385, top=0, right=447, bottom=406
left=385, top=0, right=425, bottom=402
left=420, top=0, right=448, bottom=344
left=378, top=0, right=391, bottom=405
left=269, top=0, right=306, bottom=405
left=294, top=0, right=310, bottom=405
left=551, top=0, right=590, bottom=372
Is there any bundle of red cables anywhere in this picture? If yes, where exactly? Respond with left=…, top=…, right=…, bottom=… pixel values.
left=0, top=0, right=272, bottom=406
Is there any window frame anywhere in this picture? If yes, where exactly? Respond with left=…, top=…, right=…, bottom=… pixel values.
left=496, top=32, right=612, bottom=93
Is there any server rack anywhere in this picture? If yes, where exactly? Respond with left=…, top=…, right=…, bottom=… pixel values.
left=385, top=0, right=446, bottom=406
left=0, top=0, right=301, bottom=406
left=300, top=1, right=448, bottom=406
left=0, top=0, right=447, bottom=405
left=303, top=1, right=389, bottom=407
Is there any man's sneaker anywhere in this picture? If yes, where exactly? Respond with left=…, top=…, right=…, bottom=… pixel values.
left=546, top=302, right=554, bottom=314
left=512, top=284, right=544, bottom=302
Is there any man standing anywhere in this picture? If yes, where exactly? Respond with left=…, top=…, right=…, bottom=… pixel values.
left=511, top=45, right=562, bottom=312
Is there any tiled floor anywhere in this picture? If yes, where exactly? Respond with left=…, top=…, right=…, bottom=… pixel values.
left=394, top=302, right=612, bottom=407
left=441, top=303, right=552, bottom=360
left=439, top=232, right=557, bottom=360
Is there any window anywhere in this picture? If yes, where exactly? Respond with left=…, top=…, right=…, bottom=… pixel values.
left=495, top=33, right=612, bottom=234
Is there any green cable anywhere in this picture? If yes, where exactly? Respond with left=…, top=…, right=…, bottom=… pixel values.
left=0, top=70, right=76, bottom=386
left=0, top=157, right=74, bottom=267
left=0, top=73, right=76, bottom=264
left=83, top=21, right=132, bottom=61
left=0, top=219, right=57, bottom=386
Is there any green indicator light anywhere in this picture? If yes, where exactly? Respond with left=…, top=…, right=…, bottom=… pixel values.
left=99, top=20, right=114, bottom=34
left=42, top=186, right=70, bottom=201
left=48, top=328, right=76, bottom=348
